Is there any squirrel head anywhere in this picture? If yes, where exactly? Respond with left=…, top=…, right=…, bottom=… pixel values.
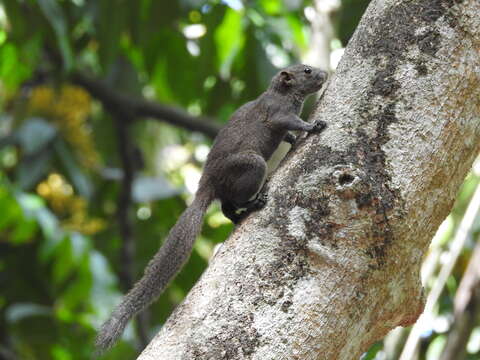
left=270, top=64, right=328, bottom=96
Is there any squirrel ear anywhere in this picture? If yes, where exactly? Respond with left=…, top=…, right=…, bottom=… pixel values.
left=280, top=71, right=294, bottom=87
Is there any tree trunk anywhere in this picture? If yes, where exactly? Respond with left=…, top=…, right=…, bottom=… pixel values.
left=139, top=0, right=480, bottom=359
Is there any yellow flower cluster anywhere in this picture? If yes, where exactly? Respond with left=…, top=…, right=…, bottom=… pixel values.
left=36, top=173, right=106, bottom=235
left=29, top=85, right=100, bottom=169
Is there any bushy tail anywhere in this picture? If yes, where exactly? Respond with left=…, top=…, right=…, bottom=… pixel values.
left=95, top=186, right=214, bottom=352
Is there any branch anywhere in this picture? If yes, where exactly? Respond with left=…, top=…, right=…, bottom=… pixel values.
left=440, top=235, right=480, bottom=360
left=138, top=0, right=480, bottom=358
left=114, top=113, right=136, bottom=294
left=70, top=73, right=221, bottom=138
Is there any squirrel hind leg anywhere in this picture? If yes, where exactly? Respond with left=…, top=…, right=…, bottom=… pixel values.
left=219, top=152, right=268, bottom=223
left=221, top=191, right=268, bottom=224
left=221, top=200, right=243, bottom=224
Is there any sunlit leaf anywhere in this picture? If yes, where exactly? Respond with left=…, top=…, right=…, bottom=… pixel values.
left=287, top=14, right=308, bottom=51
left=51, top=234, right=87, bottom=285
left=0, top=187, right=22, bottom=231
left=12, top=191, right=63, bottom=258
left=35, top=208, right=62, bottom=249
left=15, top=118, right=57, bottom=155
left=54, top=140, right=93, bottom=199
left=0, top=43, right=18, bottom=83
left=52, top=237, right=75, bottom=285
left=260, top=0, right=282, bottom=14
left=360, top=341, right=382, bottom=360
left=214, top=8, right=245, bottom=78
left=87, top=250, right=121, bottom=325
left=51, top=345, right=73, bottom=360
left=426, top=334, right=447, bottom=360
left=57, top=255, right=93, bottom=317
left=0, top=43, right=34, bottom=90
left=11, top=217, right=37, bottom=244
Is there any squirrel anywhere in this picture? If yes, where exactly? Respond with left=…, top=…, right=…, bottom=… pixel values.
left=95, top=64, right=328, bottom=352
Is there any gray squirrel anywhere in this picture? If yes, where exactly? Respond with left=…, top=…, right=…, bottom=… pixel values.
left=95, top=64, right=328, bottom=352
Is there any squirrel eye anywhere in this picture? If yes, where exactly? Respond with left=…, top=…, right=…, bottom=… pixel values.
left=304, top=67, right=312, bottom=74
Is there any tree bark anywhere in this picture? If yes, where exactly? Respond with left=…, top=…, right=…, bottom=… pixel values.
left=139, top=0, right=480, bottom=359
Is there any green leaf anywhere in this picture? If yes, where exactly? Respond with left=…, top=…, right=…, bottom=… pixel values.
left=151, top=59, right=176, bottom=103
left=287, top=15, right=308, bottom=52
left=88, top=250, right=121, bottom=321
left=3, top=1, right=26, bottom=39
left=14, top=191, right=63, bottom=256
left=15, top=118, right=57, bottom=155
left=11, top=217, right=37, bottom=244
left=52, top=233, right=89, bottom=285
left=0, top=36, right=40, bottom=90
left=0, top=43, right=31, bottom=89
left=35, top=207, right=62, bottom=250
left=51, top=345, right=73, bottom=360
left=0, top=43, right=17, bottom=80
left=54, top=140, right=93, bottom=199
left=214, top=8, right=246, bottom=78
left=48, top=233, right=89, bottom=285
left=58, top=254, right=93, bottom=316
left=426, top=334, right=447, bottom=360
left=15, top=150, right=51, bottom=190
left=0, top=187, right=22, bottom=231
left=361, top=341, right=382, bottom=360
left=15, top=192, right=45, bottom=213
left=37, top=0, right=74, bottom=71
left=96, top=0, right=126, bottom=69
left=12, top=118, right=57, bottom=190
left=337, top=0, right=371, bottom=45
left=260, top=0, right=282, bottom=15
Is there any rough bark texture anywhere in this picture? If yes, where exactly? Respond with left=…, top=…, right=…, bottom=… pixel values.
left=139, top=0, right=480, bottom=359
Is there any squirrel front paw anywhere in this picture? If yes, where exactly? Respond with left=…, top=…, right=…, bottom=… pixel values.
left=248, top=192, right=268, bottom=211
left=311, top=120, right=327, bottom=133
left=284, top=132, right=297, bottom=145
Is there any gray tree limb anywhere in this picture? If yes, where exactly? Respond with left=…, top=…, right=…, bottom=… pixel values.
left=71, top=73, right=221, bottom=138
left=139, top=0, right=480, bottom=358
left=439, top=236, right=480, bottom=360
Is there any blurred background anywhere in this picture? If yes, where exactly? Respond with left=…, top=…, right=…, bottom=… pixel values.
left=0, top=0, right=478, bottom=359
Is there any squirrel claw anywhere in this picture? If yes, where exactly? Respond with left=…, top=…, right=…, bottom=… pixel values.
left=252, top=192, right=268, bottom=209
left=284, top=132, right=297, bottom=145
left=311, top=120, right=327, bottom=133
left=245, top=192, right=268, bottom=211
